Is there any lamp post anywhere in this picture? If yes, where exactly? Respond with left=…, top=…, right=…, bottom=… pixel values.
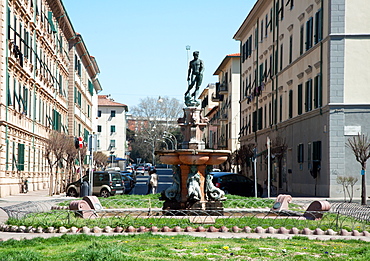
left=144, top=139, right=155, bottom=166
left=162, top=136, right=174, bottom=150
left=157, top=138, right=169, bottom=150
left=164, top=131, right=178, bottom=150
left=110, top=151, right=114, bottom=167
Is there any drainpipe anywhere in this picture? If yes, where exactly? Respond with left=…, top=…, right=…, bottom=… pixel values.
left=5, top=0, right=9, bottom=171
left=255, top=18, right=259, bottom=144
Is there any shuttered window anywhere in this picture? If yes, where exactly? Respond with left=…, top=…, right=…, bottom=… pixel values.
left=17, top=143, right=25, bottom=171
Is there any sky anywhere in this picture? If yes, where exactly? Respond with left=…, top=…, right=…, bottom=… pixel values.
left=62, top=0, right=255, bottom=110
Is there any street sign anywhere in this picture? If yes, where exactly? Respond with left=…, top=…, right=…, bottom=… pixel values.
left=78, top=137, right=83, bottom=149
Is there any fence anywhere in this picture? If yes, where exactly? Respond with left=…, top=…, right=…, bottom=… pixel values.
left=1, top=198, right=370, bottom=234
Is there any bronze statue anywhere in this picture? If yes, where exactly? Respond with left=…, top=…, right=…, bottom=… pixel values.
left=185, top=51, right=204, bottom=106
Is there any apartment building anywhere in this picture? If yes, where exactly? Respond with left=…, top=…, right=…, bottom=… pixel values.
left=0, top=0, right=101, bottom=197
left=97, top=95, right=128, bottom=168
left=199, top=83, right=218, bottom=149
left=213, top=54, right=241, bottom=155
left=234, top=0, right=370, bottom=197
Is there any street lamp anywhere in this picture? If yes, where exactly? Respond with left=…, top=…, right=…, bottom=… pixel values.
left=162, top=136, right=174, bottom=150
left=110, top=151, right=114, bottom=167
left=163, top=131, right=178, bottom=150
left=157, top=138, right=169, bottom=150
left=144, top=139, right=155, bottom=166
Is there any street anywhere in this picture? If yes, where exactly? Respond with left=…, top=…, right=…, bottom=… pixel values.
left=129, top=168, right=173, bottom=195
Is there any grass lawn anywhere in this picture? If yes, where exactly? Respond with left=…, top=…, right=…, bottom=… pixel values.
left=0, top=233, right=369, bottom=260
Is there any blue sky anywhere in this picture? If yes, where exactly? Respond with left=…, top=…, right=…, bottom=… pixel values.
left=62, top=0, right=255, bottom=109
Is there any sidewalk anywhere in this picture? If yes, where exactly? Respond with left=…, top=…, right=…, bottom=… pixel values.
left=0, top=189, right=69, bottom=223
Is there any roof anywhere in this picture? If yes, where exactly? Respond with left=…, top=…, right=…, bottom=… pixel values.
left=213, top=53, right=241, bottom=75
left=98, top=95, right=128, bottom=110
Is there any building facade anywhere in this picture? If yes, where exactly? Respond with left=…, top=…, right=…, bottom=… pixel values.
left=234, top=0, right=370, bottom=197
left=0, top=0, right=101, bottom=197
left=97, top=95, right=128, bottom=168
left=213, top=54, right=241, bottom=155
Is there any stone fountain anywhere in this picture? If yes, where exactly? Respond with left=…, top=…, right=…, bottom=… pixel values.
left=157, top=51, right=230, bottom=214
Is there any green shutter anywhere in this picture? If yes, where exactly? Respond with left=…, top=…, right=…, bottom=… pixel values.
left=88, top=80, right=94, bottom=96
left=48, top=12, right=56, bottom=33
left=17, top=143, right=25, bottom=171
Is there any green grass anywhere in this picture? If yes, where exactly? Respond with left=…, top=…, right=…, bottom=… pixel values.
left=6, top=210, right=370, bottom=233
left=58, top=194, right=277, bottom=209
left=0, top=233, right=369, bottom=260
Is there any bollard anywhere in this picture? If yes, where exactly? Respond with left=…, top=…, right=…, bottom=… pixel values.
left=81, top=181, right=90, bottom=197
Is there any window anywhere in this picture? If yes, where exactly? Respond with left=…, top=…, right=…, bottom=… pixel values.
left=300, top=25, right=304, bottom=55
left=305, top=79, right=312, bottom=112
left=110, top=125, right=116, bottom=133
left=289, top=35, right=293, bottom=64
left=265, top=14, right=269, bottom=37
left=258, top=107, right=263, bottom=130
left=298, top=84, right=303, bottom=115
left=97, top=110, right=101, bottom=117
left=297, top=143, right=304, bottom=163
left=306, top=17, right=313, bottom=50
left=288, top=90, right=293, bottom=118
left=286, top=0, right=294, bottom=9
left=17, top=143, right=25, bottom=171
left=313, top=141, right=322, bottom=161
left=314, top=74, right=322, bottom=109
left=280, top=44, right=283, bottom=71
left=97, top=125, right=102, bottom=132
left=111, top=110, right=116, bottom=117
left=97, top=140, right=100, bottom=148
left=314, top=9, right=323, bottom=44
left=280, top=0, right=284, bottom=20
left=260, top=20, right=264, bottom=42
left=279, top=95, right=283, bottom=122
left=110, top=140, right=116, bottom=148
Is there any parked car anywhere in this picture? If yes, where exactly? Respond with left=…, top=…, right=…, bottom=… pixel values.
left=121, top=170, right=136, bottom=183
left=126, top=166, right=133, bottom=173
left=210, top=172, right=263, bottom=197
left=66, top=171, right=125, bottom=198
left=136, top=166, right=145, bottom=175
left=120, top=172, right=135, bottom=194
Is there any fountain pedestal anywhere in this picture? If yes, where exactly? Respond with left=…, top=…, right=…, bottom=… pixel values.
left=157, top=106, right=230, bottom=214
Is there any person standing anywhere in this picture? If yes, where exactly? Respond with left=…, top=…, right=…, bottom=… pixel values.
left=148, top=168, right=158, bottom=194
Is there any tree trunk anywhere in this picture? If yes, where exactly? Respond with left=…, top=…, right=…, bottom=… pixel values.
left=361, top=164, right=367, bottom=205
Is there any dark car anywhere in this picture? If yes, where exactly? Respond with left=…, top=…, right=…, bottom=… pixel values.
left=120, top=171, right=136, bottom=194
left=210, top=172, right=263, bottom=197
left=66, top=171, right=125, bottom=197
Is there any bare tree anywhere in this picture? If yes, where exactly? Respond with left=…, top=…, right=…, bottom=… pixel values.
left=129, top=96, right=183, bottom=163
left=337, top=176, right=358, bottom=203
left=45, top=131, right=70, bottom=196
left=346, top=134, right=370, bottom=205
left=64, top=137, right=79, bottom=186
left=130, top=96, right=182, bottom=132
left=234, top=144, right=255, bottom=177
left=94, top=151, right=109, bottom=170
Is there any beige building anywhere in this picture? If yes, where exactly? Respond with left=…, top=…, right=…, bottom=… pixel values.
left=97, top=95, right=128, bottom=169
left=199, top=83, right=218, bottom=149
left=234, top=0, right=370, bottom=197
left=0, top=0, right=101, bottom=197
left=213, top=54, right=241, bottom=155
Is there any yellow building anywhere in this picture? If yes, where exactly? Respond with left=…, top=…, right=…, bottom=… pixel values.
left=0, top=0, right=100, bottom=197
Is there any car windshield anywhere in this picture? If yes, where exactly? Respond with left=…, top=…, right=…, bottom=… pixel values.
left=111, top=173, right=122, bottom=181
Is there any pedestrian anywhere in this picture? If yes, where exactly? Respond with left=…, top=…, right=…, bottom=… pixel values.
left=147, top=168, right=158, bottom=194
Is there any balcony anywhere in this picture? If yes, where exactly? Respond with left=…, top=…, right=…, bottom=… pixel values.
left=211, top=93, right=224, bottom=102
left=219, top=82, right=228, bottom=95
left=220, top=113, right=228, bottom=121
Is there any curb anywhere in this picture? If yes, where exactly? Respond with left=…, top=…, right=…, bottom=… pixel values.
left=0, top=224, right=369, bottom=241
